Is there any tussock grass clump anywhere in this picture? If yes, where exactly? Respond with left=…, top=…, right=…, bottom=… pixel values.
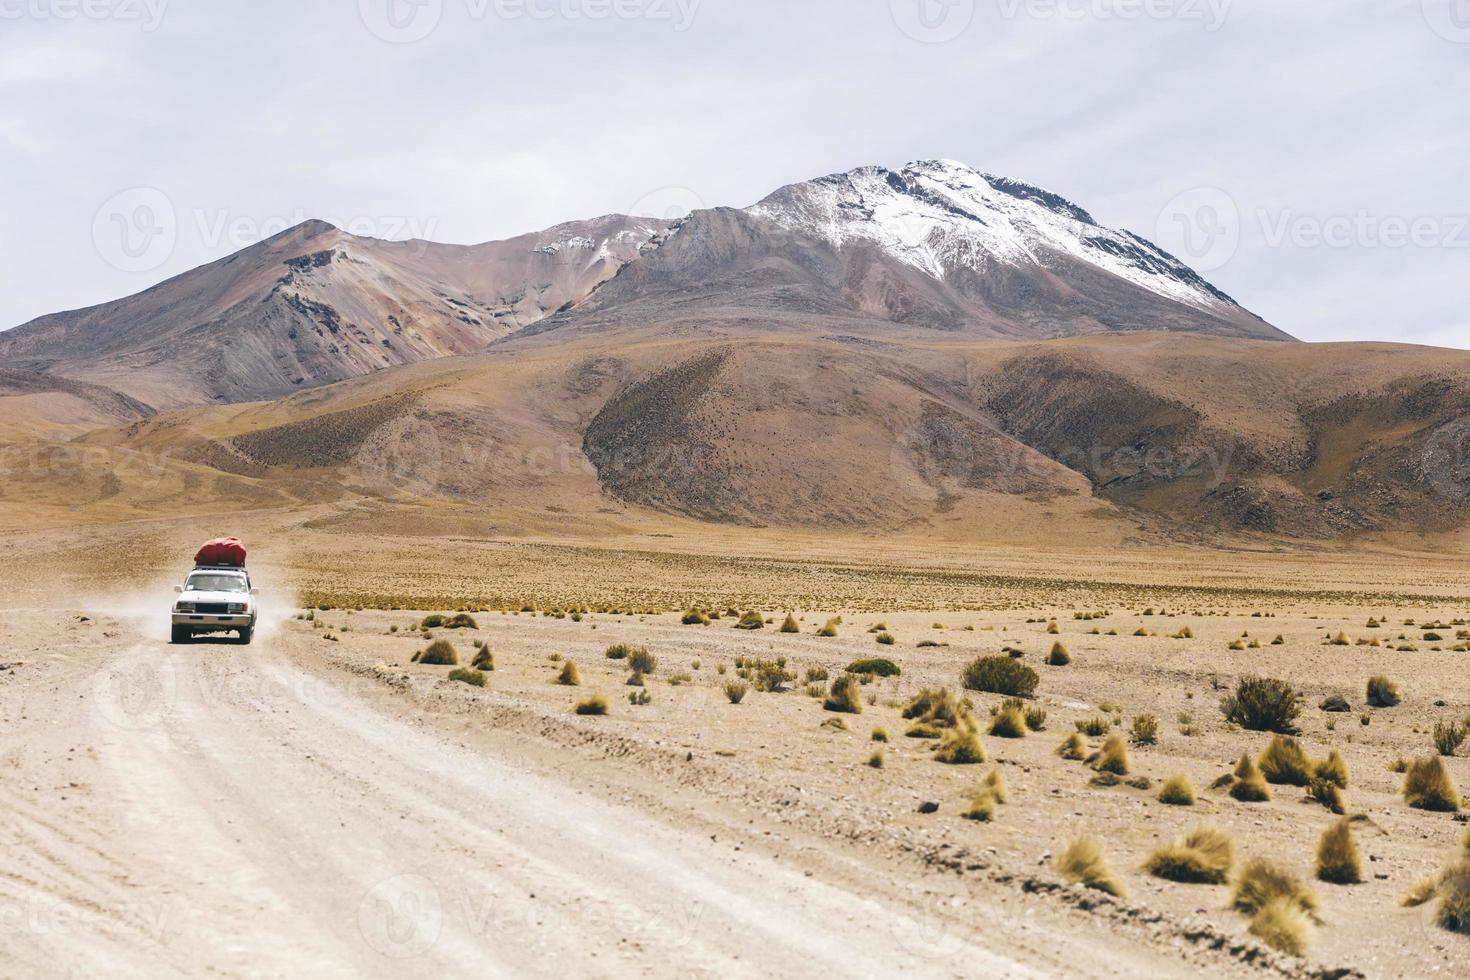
left=823, top=674, right=864, bottom=714
left=1076, top=716, right=1111, bottom=737
left=1307, top=779, right=1346, bottom=815
left=1404, top=756, right=1461, bottom=812
left=1130, top=714, right=1159, bottom=746
left=448, top=667, right=487, bottom=688
left=1232, top=859, right=1319, bottom=918
left=903, top=687, right=965, bottom=736
left=445, top=613, right=478, bottom=630
left=1056, top=836, right=1126, bottom=897
left=874, top=631, right=896, bottom=646
left=735, top=610, right=764, bottom=630
left=556, top=661, right=581, bottom=686
left=1319, top=695, right=1351, bottom=713
left=420, top=613, right=446, bottom=629
left=867, top=748, right=884, bottom=769
left=1089, top=735, right=1131, bottom=775
left=1230, top=754, right=1273, bottom=802
left=1158, top=775, right=1196, bottom=806
left=1024, top=706, right=1047, bottom=731
left=604, top=643, right=633, bottom=660
left=1315, top=818, right=1363, bottom=884
left=780, top=613, right=800, bottom=633
left=1146, top=824, right=1234, bottom=884
left=682, top=608, right=710, bottom=625
left=805, top=665, right=830, bottom=683
left=1046, top=642, right=1071, bottom=666
left=722, top=680, right=749, bottom=704
left=988, top=706, right=1028, bottom=739
left=1437, top=864, right=1470, bottom=932
left=934, top=717, right=987, bottom=765
left=961, top=656, right=1038, bottom=698
left=416, top=640, right=459, bottom=666
left=1366, top=675, right=1401, bottom=708
left=962, top=792, right=997, bottom=822
left=1221, top=676, right=1302, bottom=734
left=627, top=647, right=657, bottom=675
left=1057, top=731, right=1087, bottom=760
left=471, top=646, right=494, bottom=671
left=1249, top=897, right=1311, bottom=956
left=1314, top=751, right=1349, bottom=788
left=871, top=726, right=889, bottom=743
left=574, top=695, right=608, bottom=716
left=983, top=767, right=1008, bottom=804
left=1258, top=736, right=1313, bottom=786
left=846, top=658, right=900, bottom=677
left=1433, top=720, right=1467, bottom=757
left=816, top=618, right=840, bottom=637
left=751, top=659, right=796, bottom=692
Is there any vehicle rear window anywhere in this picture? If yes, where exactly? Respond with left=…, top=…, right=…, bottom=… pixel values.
left=186, top=573, right=249, bottom=593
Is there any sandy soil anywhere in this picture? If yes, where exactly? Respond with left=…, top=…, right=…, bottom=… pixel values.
left=2, top=521, right=1467, bottom=978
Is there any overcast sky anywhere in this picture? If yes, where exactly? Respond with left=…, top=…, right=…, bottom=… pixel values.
left=2, top=0, right=1466, bottom=346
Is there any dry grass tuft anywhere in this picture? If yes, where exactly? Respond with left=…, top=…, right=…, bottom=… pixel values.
left=1232, top=858, right=1318, bottom=918
left=962, top=792, right=997, bottom=822
left=1248, top=898, right=1311, bottom=956
left=983, top=767, right=1008, bottom=804
left=1437, top=864, right=1470, bottom=933
left=934, top=716, right=987, bottom=765
left=1146, top=824, right=1234, bottom=883
left=1314, top=751, right=1349, bottom=788
left=1258, top=735, right=1313, bottom=786
left=1404, top=756, right=1461, bottom=812
left=1129, top=714, right=1159, bottom=746
left=1047, top=642, right=1071, bottom=666
left=867, top=748, right=884, bottom=769
left=448, top=667, right=487, bottom=688
left=573, top=694, right=608, bottom=716
left=988, top=705, right=1028, bottom=739
left=961, top=656, right=1039, bottom=698
left=823, top=674, right=865, bottom=714
left=416, top=639, right=458, bottom=666
left=1056, top=836, right=1126, bottom=897
left=722, top=680, right=749, bottom=704
left=1230, top=754, right=1273, bottom=803
left=1315, top=818, right=1363, bottom=884
left=735, top=610, right=764, bottom=630
left=681, top=608, right=710, bottom=625
left=1221, top=676, right=1301, bottom=734
left=471, top=646, right=494, bottom=671
left=816, top=617, right=840, bottom=637
left=556, top=661, right=581, bottom=686
left=1057, top=732, right=1087, bottom=760
left=871, top=726, right=889, bottom=743
left=780, top=612, right=800, bottom=633
left=1089, top=735, right=1131, bottom=775
left=1366, top=675, right=1401, bottom=708
left=1158, top=775, right=1196, bottom=806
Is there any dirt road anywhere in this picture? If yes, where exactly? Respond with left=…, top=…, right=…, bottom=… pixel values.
left=0, top=609, right=1106, bottom=979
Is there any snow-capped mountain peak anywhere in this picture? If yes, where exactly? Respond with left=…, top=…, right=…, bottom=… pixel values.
left=747, top=159, right=1235, bottom=315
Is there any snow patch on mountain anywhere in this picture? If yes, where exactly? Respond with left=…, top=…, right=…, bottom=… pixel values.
left=747, top=159, right=1235, bottom=315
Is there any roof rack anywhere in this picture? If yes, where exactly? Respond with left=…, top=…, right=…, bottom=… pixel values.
left=193, top=563, right=247, bottom=571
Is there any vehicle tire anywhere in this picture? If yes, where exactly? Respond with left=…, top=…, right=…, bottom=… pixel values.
left=171, top=625, right=191, bottom=644
left=239, top=625, right=253, bottom=645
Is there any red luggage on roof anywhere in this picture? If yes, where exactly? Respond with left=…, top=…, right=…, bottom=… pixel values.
left=195, top=537, right=247, bottom=567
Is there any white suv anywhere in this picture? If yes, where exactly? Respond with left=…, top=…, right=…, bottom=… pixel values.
left=172, top=567, right=259, bottom=644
